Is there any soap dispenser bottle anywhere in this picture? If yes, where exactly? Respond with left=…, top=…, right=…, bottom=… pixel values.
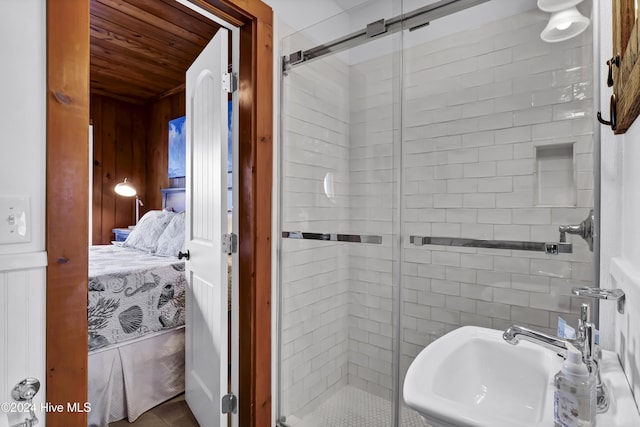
left=554, top=347, right=596, bottom=427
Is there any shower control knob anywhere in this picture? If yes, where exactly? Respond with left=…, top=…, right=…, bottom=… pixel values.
left=558, top=209, right=594, bottom=251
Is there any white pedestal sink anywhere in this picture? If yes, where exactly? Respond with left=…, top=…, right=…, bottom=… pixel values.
left=403, top=326, right=640, bottom=427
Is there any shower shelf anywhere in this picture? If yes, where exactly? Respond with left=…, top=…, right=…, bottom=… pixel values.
left=282, top=231, right=382, bottom=244
left=409, top=236, right=572, bottom=254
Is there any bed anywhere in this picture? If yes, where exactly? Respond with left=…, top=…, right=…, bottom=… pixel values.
left=88, top=199, right=187, bottom=427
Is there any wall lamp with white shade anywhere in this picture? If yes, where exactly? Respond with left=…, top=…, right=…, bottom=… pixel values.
left=114, top=178, right=144, bottom=225
left=538, top=0, right=590, bottom=43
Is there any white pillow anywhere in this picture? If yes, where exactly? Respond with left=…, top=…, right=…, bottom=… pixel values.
left=123, top=210, right=175, bottom=253
left=155, top=212, right=186, bottom=257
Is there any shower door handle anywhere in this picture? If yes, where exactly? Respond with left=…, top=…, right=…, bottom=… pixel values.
left=282, top=231, right=382, bottom=244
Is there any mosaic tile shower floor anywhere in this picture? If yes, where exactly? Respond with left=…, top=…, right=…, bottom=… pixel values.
left=286, top=385, right=429, bottom=427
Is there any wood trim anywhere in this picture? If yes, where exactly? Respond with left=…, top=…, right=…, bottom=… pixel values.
left=253, top=17, right=273, bottom=426
left=46, top=0, right=90, bottom=425
left=612, top=0, right=640, bottom=133
left=237, top=22, right=255, bottom=427
left=46, top=0, right=272, bottom=426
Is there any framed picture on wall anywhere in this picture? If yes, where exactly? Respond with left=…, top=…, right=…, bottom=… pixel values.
left=168, top=116, right=186, bottom=179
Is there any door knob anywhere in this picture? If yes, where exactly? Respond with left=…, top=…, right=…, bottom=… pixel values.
left=178, top=250, right=190, bottom=260
left=11, top=378, right=40, bottom=427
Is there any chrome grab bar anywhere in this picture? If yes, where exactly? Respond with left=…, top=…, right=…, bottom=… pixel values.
left=282, top=231, right=382, bottom=244
left=409, top=236, right=572, bottom=254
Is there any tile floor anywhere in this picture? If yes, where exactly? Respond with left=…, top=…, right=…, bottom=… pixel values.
left=109, top=394, right=198, bottom=427
left=287, top=385, right=429, bottom=427
left=109, top=386, right=428, bottom=427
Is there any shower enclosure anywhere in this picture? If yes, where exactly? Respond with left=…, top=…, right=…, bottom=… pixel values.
left=277, top=0, right=597, bottom=425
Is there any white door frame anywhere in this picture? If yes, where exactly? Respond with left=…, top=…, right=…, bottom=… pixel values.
left=179, top=1, right=240, bottom=426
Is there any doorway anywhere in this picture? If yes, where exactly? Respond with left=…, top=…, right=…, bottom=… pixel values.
left=45, top=0, right=272, bottom=426
left=87, top=2, right=240, bottom=425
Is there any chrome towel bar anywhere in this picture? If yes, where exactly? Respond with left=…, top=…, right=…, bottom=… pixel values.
left=282, top=231, right=382, bottom=244
left=409, top=236, right=572, bottom=254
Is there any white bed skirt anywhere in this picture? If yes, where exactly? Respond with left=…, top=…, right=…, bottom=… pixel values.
left=88, top=327, right=185, bottom=427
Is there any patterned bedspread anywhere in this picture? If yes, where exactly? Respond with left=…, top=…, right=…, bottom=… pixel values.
left=88, top=245, right=186, bottom=352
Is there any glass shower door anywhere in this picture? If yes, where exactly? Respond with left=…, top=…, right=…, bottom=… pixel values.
left=276, top=1, right=597, bottom=426
left=398, top=1, right=596, bottom=423
left=277, top=1, right=403, bottom=425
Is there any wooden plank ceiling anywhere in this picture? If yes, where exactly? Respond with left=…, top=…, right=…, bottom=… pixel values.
left=90, top=0, right=222, bottom=104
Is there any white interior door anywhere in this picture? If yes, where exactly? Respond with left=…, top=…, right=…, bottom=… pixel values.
left=185, top=27, right=230, bottom=427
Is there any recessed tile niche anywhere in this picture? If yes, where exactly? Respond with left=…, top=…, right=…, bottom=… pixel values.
left=535, top=143, right=576, bottom=206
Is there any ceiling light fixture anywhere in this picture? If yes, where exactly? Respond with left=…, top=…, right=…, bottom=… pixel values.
left=537, top=0, right=590, bottom=43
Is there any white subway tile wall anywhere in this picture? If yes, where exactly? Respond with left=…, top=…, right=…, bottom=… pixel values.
left=280, top=7, right=595, bottom=421
left=347, top=54, right=397, bottom=402
left=281, top=56, right=353, bottom=418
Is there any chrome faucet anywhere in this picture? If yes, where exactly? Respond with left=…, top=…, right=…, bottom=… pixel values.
left=502, top=324, right=577, bottom=357
left=503, top=302, right=606, bottom=412
left=504, top=287, right=626, bottom=413
left=571, top=286, right=626, bottom=412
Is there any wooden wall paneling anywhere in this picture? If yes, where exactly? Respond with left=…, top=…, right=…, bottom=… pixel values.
left=132, top=105, right=148, bottom=220
left=91, top=95, right=147, bottom=243
left=100, top=98, right=117, bottom=243
left=114, top=103, right=134, bottom=228
left=46, top=0, right=90, bottom=425
left=91, top=98, right=103, bottom=245
left=145, top=100, right=168, bottom=211
left=145, top=91, right=185, bottom=211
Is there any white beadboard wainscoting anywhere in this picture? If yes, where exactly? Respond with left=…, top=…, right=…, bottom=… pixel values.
left=609, top=258, right=640, bottom=409
left=0, top=253, right=47, bottom=426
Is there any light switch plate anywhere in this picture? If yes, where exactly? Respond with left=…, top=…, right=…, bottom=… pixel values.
left=0, top=196, right=31, bottom=244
